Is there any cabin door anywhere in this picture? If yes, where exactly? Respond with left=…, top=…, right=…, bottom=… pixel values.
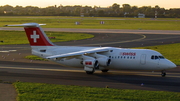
left=140, top=54, right=146, bottom=65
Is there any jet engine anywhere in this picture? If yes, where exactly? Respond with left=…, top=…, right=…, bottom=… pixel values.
left=91, top=53, right=111, bottom=67
left=83, top=59, right=99, bottom=68
left=80, top=55, right=99, bottom=74
left=81, top=55, right=99, bottom=68
left=96, top=57, right=111, bottom=66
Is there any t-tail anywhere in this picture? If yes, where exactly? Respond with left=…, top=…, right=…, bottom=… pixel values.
left=5, top=23, right=55, bottom=49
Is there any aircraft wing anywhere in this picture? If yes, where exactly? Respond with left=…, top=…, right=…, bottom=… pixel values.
left=46, top=47, right=111, bottom=59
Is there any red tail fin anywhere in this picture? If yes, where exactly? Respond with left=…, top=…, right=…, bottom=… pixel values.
left=24, top=27, right=54, bottom=46
left=5, top=23, right=54, bottom=46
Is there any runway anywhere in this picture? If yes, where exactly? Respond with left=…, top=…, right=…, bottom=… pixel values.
left=0, top=28, right=180, bottom=92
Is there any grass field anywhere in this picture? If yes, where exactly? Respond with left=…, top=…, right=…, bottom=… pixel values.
left=0, top=30, right=94, bottom=45
left=25, top=55, right=48, bottom=61
left=1, top=16, right=180, bottom=30
left=13, top=82, right=180, bottom=101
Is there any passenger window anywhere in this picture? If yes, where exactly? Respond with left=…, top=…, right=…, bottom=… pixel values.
left=40, top=50, right=46, bottom=52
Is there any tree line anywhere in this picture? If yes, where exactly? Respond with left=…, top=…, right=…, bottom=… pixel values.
left=0, top=3, right=180, bottom=18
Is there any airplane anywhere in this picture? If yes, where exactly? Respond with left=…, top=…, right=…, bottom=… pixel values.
left=5, top=23, right=177, bottom=77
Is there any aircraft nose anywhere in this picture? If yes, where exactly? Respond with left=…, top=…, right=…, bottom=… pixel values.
left=170, top=62, right=177, bottom=69
left=164, top=59, right=177, bottom=69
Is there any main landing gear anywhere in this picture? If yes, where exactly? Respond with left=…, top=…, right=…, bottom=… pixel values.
left=101, top=69, right=109, bottom=72
left=86, top=71, right=94, bottom=74
left=86, top=68, right=95, bottom=74
left=161, top=70, right=166, bottom=77
left=86, top=69, right=109, bottom=74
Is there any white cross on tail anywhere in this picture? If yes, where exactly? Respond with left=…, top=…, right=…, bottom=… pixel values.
left=31, top=31, right=39, bottom=43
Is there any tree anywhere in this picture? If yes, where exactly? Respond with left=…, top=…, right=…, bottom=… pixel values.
left=73, top=5, right=82, bottom=16
left=122, top=4, right=131, bottom=13
left=122, top=4, right=131, bottom=17
left=2, top=5, right=14, bottom=15
left=112, top=3, right=120, bottom=14
left=97, top=10, right=104, bottom=16
left=0, top=4, right=179, bottom=17
left=131, top=6, right=138, bottom=17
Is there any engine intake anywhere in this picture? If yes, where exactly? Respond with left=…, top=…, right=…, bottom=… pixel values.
left=90, top=53, right=111, bottom=66
left=97, top=58, right=111, bottom=66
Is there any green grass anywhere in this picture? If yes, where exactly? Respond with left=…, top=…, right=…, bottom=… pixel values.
left=1, top=16, right=180, bottom=30
left=13, top=82, right=180, bottom=101
left=136, top=43, right=180, bottom=65
left=25, top=55, right=48, bottom=61
left=0, top=31, right=94, bottom=45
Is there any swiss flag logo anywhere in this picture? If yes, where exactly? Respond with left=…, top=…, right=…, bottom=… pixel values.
left=31, top=31, right=40, bottom=43
left=24, top=27, right=53, bottom=46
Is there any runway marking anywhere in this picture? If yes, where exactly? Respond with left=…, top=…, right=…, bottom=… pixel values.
left=0, top=51, right=9, bottom=53
left=140, top=36, right=180, bottom=42
left=111, top=71, right=180, bottom=78
left=0, top=66, right=85, bottom=73
left=8, top=50, right=17, bottom=52
left=0, top=66, right=179, bottom=78
left=0, top=50, right=17, bottom=53
left=83, top=35, right=180, bottom=46
left=81, top=34, right=146, bottom=46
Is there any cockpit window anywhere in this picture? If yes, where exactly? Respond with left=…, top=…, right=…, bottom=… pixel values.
left=151, top=55, right=154, bottom=59
left=155, top=56, right=159, bottom=59
left=159, top=56, right=165, bottom=59
left=151, top=55, right=165, bottom=60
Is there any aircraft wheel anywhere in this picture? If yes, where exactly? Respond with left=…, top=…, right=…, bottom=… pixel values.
left=101, top=69, right=109, bottom=72
left=161, top=70, right=166, bottom=77
left=86, top=71, right=94, bottom=74
left=86, top=68, right=95, bottom=74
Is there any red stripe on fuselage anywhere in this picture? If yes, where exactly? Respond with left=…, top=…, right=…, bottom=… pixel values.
left=24, top=27, right=54, bottom=46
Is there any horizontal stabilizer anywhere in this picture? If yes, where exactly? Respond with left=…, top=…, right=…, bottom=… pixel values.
left=4, top=23, right=46, bottom=27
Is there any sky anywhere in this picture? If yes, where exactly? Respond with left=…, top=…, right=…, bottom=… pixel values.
left=1, top=0, right=180, bottom=9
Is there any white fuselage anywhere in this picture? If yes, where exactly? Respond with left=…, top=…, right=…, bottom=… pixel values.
left=6, top=23, right=177, bottom=76
left=32, top=46, right=176, bottom=71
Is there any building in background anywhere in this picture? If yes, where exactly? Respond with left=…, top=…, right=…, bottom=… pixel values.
left=138, top=13, right=145, bottom=18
